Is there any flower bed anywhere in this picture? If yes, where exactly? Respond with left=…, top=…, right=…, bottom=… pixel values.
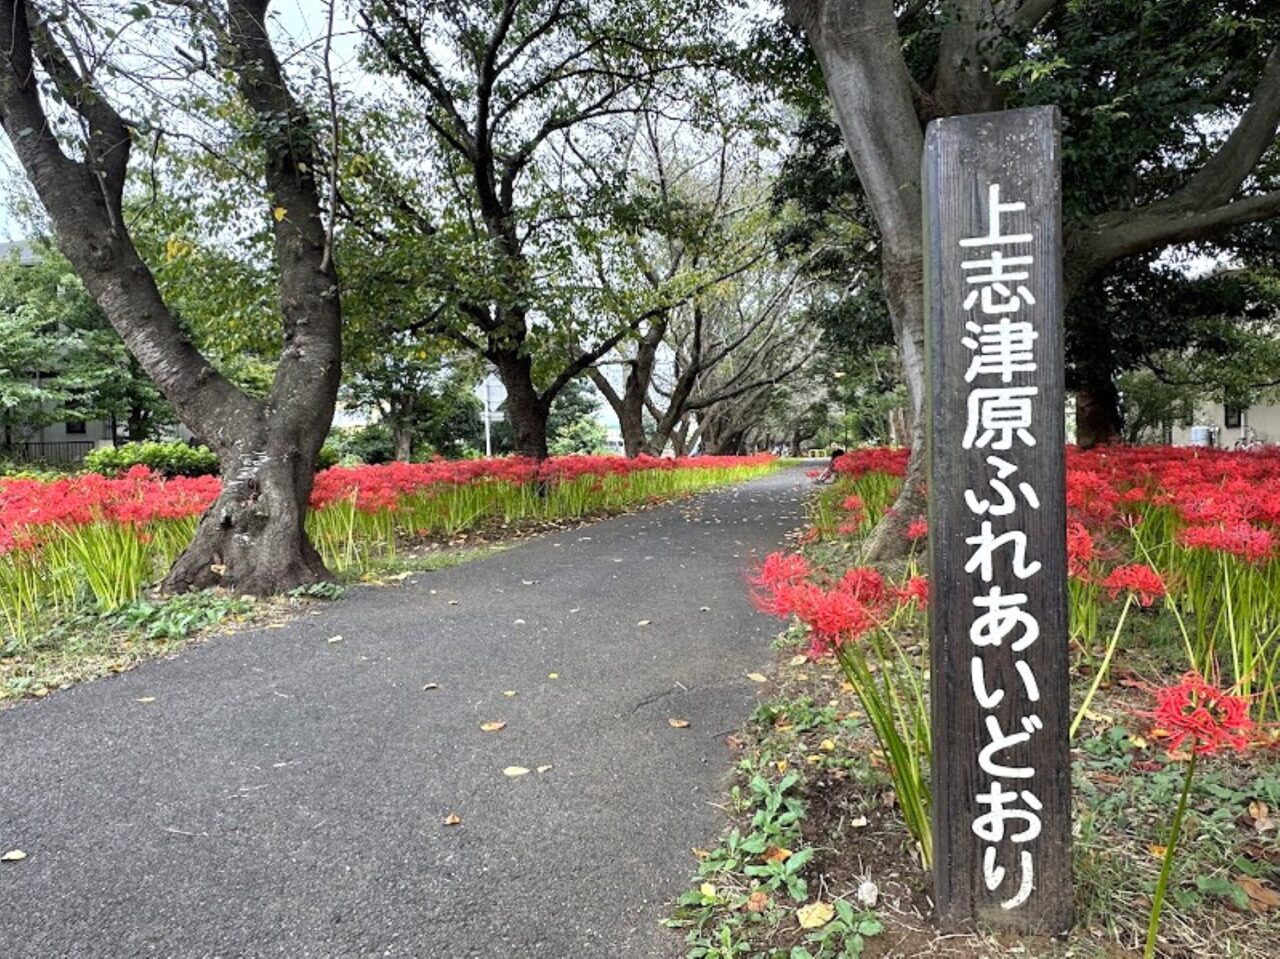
left=829, top=444, right=1280, bottom=722
left=0, top=453, right=776, bottom=644
left=673, top=445, right=1280, bottom=958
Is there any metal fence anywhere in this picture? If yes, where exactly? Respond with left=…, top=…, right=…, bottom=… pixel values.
left=9, top=441, right=98, bottom=464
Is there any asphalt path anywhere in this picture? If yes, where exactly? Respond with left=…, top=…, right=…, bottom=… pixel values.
left=0, top=466, right=810, bottom=958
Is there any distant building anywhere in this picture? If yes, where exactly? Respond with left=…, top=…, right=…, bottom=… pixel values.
left=1170, top=400, right=1279, bottom=448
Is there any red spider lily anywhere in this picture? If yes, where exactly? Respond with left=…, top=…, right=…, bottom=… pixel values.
left=1148, top=673, right=1253, bottom=754
left=1066, top=522, right=1095, bottom=580
left=893, top=576, right=929, bottom=609
left=837, top=566, right=887, bottom=605
left=841, top=494, right=865, bottom=513
left=904, top=518, right=928, bottom=542
left=1101, top=564, right=1166, bottom=606
left=894, top=575, right=929, bottom=609
left=832, top=447, right=910, bottom=479
left=804, top=588, right=879, bottom=653
left=1178, top=521, right=1275, bottom=563
left=750, top=551, right=810, bottom=593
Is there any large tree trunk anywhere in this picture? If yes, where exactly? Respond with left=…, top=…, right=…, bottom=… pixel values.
left=164, top=428, right=328, bottom=592
left=493, top=350, right=550, bottom=458
left=0, top=0, right=342, bottom=595
left=863, top=255, right=929, bottom=560
left=1074, top=382, right=1123, bottom=449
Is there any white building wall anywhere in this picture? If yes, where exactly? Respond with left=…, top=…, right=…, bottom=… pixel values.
left=1170, top=402, right=1280, bottom=446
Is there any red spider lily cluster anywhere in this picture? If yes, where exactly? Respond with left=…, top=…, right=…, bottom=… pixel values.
left=1148, top=673, right=1253, bottom=755
left=0, top=466, right=219, bottom=554
left=1, top=453, right=776, bottom=641
left=1101, top=564, right=1166, bottom=607
left=835, top=444, right=1280, bottom=561
left=750, top=551, right=927, bottom=658
left=307, top=453, right=773, bottom=513
left=0, top=454, right=774, bottom=552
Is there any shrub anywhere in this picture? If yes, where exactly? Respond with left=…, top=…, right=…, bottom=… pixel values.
left=84, top=441, right=219, bottom=478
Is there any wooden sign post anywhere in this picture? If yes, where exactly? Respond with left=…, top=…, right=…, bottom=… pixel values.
left=924, top=106, right=1073, bottom=933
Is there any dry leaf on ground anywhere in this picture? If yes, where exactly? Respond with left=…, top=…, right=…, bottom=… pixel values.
left=746, top=673, right=768, bottom=683
left=502, top=766, right=530, bottom=777
left=443, top=814, right=462, bottom=826
left=480, top=722, right=506, bottom=732
left=668, top=718, right=690, bottom=729
left=797, top=900, right=834, bottom=929
left=1236, top=876, right=1280, bottom=912
left=1, top=850, right=27, bottom=862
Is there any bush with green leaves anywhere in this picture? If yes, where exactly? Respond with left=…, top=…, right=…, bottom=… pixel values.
left=84, top=441, right=219, bottom=478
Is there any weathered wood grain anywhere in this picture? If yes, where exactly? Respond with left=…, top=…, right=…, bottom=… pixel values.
left=924, top=106, right=1073, bottom=934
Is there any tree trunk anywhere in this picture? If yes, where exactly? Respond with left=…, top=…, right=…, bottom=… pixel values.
left=164, top=429, right=328, bottom=593
left=493, top=350, right=550, bottom=458
left=393, top=425, right=413, bottom=462
left=863, top=254, right=928, bottom=561
left=1074, top=381, right=1123, bottom=449
left=588, top=367, right=648, bottom=457
left=389, top=394, right=414, bottom=461
left=0, top=0, right=342, bottom=595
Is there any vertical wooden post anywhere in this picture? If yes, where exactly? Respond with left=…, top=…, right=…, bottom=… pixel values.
left=924, top=106, right=1073, bottom=933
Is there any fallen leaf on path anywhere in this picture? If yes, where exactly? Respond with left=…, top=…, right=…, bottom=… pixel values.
left=135, top=697, right=156, bottom=704
left=548, top=673, right=559, bottom=680
left=850, top=815, right=869, bottom=828
left=513, top=619, right=526, bottom=625
left=503, top=690, right=517, bottom=697
left=789, top=654, right=808, bottom=667
left=536, top=764, right=553, bottom=773
left=637, top=620, right=651, bottom=627
left=746, top=673, right=768, bottom=683
left=2, top=850, right=27, bottom=862
left=699, top=606, right=710, bottom=612
left=422, top=682, right=438, bottom=691
left=797, top=901, right=834, bottom=929
left=692, top=848, right=711, bottom=860
left=1236, top=876, right=1280, bottom=912
left=480, top=722, right=506, bottom=732
left=327, top=635, right=343, bottom=644
left=762, top=846, right=791, bottom=863
left=443, top=814, right=462, bottom=826
left=447, top=600, right=459, bottom=606
left=745, top=891, right=769, bottom=913
left=668, top=718, right=690, bottom=729
left=700, top=882, right=717, bottom=899
left=819, top=738, right=836, bottom=751
left=503, top=766, right=530, bottom=778
left=569, top=608, right=580, bottom=614
left=1148, top=844, right=1167, bottom=858
left=776, top=759, right=788, bottom=773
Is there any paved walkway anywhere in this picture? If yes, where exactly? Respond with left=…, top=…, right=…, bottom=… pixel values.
left=0, top=467, right=809, bottom=958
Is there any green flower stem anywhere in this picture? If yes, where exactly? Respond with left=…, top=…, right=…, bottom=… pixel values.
left=1071, top=594, right=1134, bottom=739
left=1145, top=751, right=1197, bottom=959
